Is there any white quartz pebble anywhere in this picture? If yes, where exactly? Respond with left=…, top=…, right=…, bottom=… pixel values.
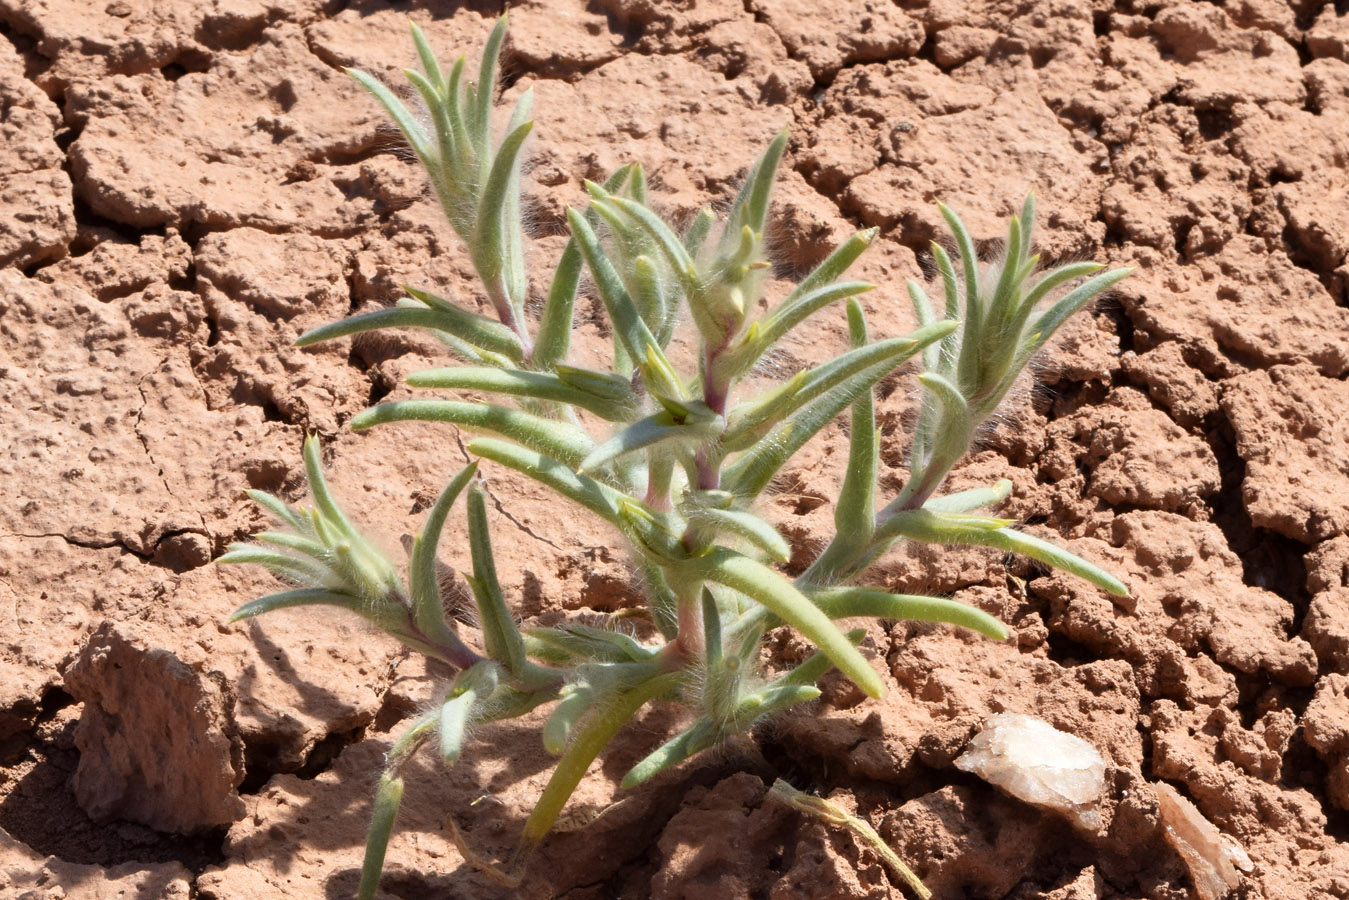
left=954, top=713, right=1107, bottom=831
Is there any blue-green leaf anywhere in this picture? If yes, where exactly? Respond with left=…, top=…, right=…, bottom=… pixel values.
left=407, top=367, right=636, bottom=421
left=227, top=587, right=363, bottom=622
left=467, top=438, right=627, bottom=529
left=808, top=586, right=1008, bottom=640
left=352, top=401, right=594, bottom=472
left=697, top=549, right=883, bottom=698
left=346, top=67, right=431, bottom=163
left=923, top=479, right=1013, bottom=514
left=579, top=404, right=720, bottom=474
left=296, top=302, right=524, bottom=363
left=408, top=462, right=478, bottom=640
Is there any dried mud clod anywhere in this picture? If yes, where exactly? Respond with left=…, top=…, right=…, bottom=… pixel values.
left=61, top=622, right=247, bottom=834
left=3, top=0, right=1349, bottom=898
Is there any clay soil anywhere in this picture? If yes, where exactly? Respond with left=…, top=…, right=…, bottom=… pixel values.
left=3, top=0, right=1349, bottom=898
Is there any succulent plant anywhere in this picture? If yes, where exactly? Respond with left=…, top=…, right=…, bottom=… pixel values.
left=220, top=16, right=1130, bottom=896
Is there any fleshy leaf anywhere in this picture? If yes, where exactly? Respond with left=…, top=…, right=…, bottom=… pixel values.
left=357, top=771, right=407, bottom=900
left=407, top=367, right=636, bottom=421
left=467, top=484, right=530, bottom=679
left=351, top=401, right=595, bottom=473
left=579, top=404, right=720, bottom=474
left=923, top=480, right=1013, bottom=514
left=696, top=549, right=883, bottom=698
left=227, top=587, right=364, bottom=622
left=808, top=586, right=1009, bottom=640
left=296, top=302, right=524, bottom=363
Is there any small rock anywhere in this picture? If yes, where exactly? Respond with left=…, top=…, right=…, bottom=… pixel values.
left=1154, top=781, right=1252, bottom=900
left=954, top=713, right=1107, bottom=831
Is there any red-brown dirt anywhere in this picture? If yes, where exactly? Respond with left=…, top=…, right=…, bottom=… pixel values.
left=2, top=1, right=1348, bottom=898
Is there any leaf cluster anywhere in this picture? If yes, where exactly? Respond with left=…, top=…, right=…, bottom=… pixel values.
left=221, top=16, right=1130, bottom=896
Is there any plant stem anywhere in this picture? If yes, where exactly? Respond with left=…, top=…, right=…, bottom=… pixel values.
left=396, top=613, right=484, bottom=671
left=702, top=339, right=731, bottom=416
left=667, top=578, right=705, bottom=663
left=694, top=447, right=720, bottom=490
left=645, top=452, right=674, bottom=511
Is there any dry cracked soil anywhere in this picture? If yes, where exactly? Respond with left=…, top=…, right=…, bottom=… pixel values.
left=2, top=1, right=1349, bottom=898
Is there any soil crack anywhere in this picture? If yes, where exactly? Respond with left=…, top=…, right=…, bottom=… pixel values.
left=482, top=479, right=563, bottom=553
left=0, top=530, right=151, bottom=560
left=133, top=356, right=214, bottom=544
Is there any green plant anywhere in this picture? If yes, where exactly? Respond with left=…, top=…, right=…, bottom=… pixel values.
left=220, top=16, right=1130, bottom=897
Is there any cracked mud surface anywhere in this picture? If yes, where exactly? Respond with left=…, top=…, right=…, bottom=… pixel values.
left=2, top=1, right=1349, bottom=898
